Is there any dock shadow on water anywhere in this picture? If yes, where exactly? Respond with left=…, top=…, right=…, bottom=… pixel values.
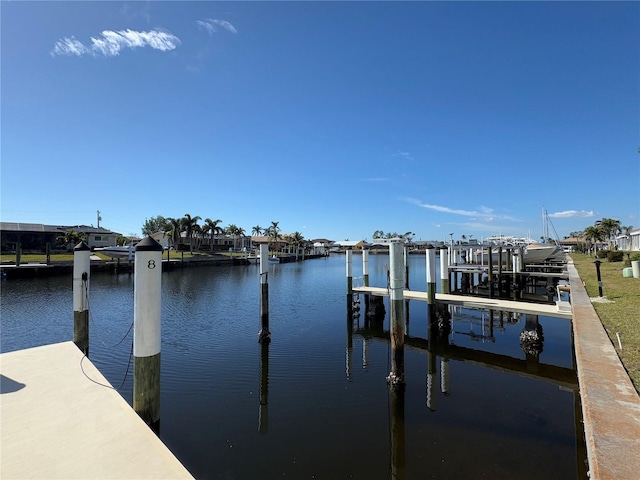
left=0, top=254, right=587, bottom=479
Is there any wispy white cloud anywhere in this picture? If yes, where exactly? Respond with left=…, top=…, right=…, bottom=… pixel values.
left=548, top=210, right=595, bottom=218
left=51, top=29, right=180, bottom=57
left=403, top=198, right=518, bottom=221
left=392, top=151, right=414, bottom=161
left=197, top=18, right=238, bottom=35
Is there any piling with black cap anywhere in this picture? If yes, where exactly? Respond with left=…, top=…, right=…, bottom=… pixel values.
left=346, top=249, right=353, bottom=294
left=259, top=244, right=271, bottom=343
left=133, top=236, right=163, bottom=426
left=73, top=241, right=91, bottom=355
left=426, top=245, right=436, bottom=305
left=387, top=241, right=405, bottom=388
left=362, top=249, right=370, bottom=287
left=439, top=247, right=449, bottom=294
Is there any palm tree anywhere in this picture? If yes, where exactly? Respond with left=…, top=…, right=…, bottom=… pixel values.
left=57, top=230, right=85, bottom=251
left=181, top=214, right=202, bottom=254
left=595, top=218, right=621, bottom=249
left=202, top=218, right=223, bottom=251
left=226, top=224, right=243, bottom=251
left=583, top=225, right=604, bottom=256
left=289, top=231, right=305, bottom=260
left=266, top=221, right=281, bottom=253
left=252, top=225, right=263, bottom=236
left=165, top=217, right=182, bottom=251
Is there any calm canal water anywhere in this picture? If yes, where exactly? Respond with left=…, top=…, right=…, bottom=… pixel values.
left=1, top=253, right=586, bottom=479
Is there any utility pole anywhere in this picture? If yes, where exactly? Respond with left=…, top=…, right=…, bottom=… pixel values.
left=97, top=210, right=102, bottom=228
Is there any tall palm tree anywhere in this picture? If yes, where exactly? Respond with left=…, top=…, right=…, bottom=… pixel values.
left=226, top=224, right=241, bottom=251
left=181, top=214, right=202, bottom=254
left=165, top=217, right=182, bottom=251
left=583, top=225, right=604, bottom=255
left=595, top=218, right=621, bottom=249
left=252, top=225, right=263, bottom=236
left=202, top=218, right=223, bottom=250
left=289, top=231, right=304, bottom=260
left=266, top=221, right=281, bottom=252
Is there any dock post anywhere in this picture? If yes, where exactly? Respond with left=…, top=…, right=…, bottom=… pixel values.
left=512, top=250, right=519, bottom=300
left=346, top=249, right=353, bottom=318
left=259, top=244, right=271, bottom=343
left=46, top=242, right=51, bottom=265
left=426, top=245, right=436, bottom=312
left=346, top=249, right=353, bottom=294
left=133, top=236, right=163, bottom=427
left=439, top=247, right=449, bottom=294
left=362, top=249, right=370, bottom=287
left=362, top=249, right=370, bottom=315
left=488, top=246, right=494, bottom=298
left=73, top=241, right=91, bottom=356
left=16, top=242, right=21, bottom=266
left=404, top=245, right=409, bottom=289
left=387, top=242, right=405, bottom=388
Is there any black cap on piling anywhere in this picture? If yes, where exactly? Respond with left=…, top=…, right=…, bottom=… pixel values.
left=426, top=244, right=434, bottom=250
left=74, top=241, right=90, bottom=251
left=135, top=236, right=164, bottom=252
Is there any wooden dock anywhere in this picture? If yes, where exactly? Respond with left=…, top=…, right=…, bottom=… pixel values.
left=0, top=342, right=193, bottom=479
left=352, top=286, right=572, bottom=319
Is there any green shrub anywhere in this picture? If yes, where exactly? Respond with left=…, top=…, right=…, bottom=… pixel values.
left=607, top=251, right=624, bottom=262
left=631, top=252, right=640, bottom=262
left=596, top=250, right=609, bottom=259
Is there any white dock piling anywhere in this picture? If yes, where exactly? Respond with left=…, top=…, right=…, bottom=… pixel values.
left=133, top=236, right=163, bottom=426
left=73, top=241, right=91, bottom=355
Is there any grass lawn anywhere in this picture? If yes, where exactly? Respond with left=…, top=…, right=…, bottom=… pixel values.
left=570, top=253, right=640, bottom=393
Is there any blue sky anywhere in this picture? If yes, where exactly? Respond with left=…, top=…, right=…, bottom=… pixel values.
left=2, top=1, right=638, bottom=242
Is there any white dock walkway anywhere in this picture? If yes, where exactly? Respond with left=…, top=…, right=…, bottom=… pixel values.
left=351, top=286, right=572, bottom=319
left=0, top=342, right=193, bottom=479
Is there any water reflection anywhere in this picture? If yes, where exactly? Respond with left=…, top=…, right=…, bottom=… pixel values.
left=258, top=341, right=269, bottom=434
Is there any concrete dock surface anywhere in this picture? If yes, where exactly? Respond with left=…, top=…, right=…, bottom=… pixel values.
left=0, top=342, right=193, bottom=479
left=567, top=260, right=640, bottom=480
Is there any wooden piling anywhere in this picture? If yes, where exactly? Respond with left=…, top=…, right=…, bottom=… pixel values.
left=426, top=245, right=436, bottom=305
left=387, top=242, right=405, bottom=388
left=404, top=246, right=409, bottom=290
left=362, top=249, right=369, bottom=287
left=259, top=244, right=270, bottom=343
left=133, top=236, right=163, bottom=426
left=73, top=241, right=91, bottom=356
left=488, top=246, right=494, bottom=298
left=439, top=248, right=449, bottom=294
left=46, top=242, right=51, bottom=265
left=346, top=249, right=353, bottom=294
